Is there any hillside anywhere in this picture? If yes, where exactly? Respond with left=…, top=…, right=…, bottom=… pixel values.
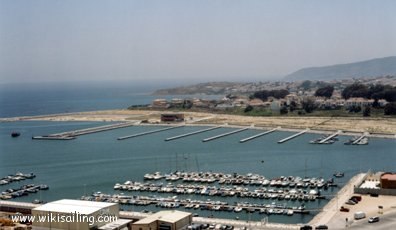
left=284, top=56, right=396, bottom=81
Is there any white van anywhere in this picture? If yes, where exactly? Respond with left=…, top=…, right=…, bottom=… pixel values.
left=354, top=211, right=366, bottom=220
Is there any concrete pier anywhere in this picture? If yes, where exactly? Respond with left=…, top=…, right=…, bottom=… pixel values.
left=165, top=126, right=222, bottom=141
left=118, top=125, right=184, bottom=140
left=202, top=127, right=249, bottom=142
left=239, top=127, right=279, bottom=143
left=318, top=130, right=342, bottom=144
left=32, top=122, right=136, bottom=140
left=277, top=129, right=309, bottom=144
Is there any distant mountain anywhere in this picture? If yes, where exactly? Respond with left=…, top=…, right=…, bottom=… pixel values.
left=284, top=56, right=396, bottom=81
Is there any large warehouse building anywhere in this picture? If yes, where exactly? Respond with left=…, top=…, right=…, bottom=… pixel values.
left=31, top=199, right=125, bottom=230
left=131, top=210, right=191, bottom=230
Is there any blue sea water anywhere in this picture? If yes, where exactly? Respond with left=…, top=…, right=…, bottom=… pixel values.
left=0, top=81, right=220, bottom=118
left=1, top=82, right=396, bottom=224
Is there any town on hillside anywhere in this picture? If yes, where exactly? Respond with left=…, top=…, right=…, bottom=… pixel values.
left=144, top=76, right=396, bottom=116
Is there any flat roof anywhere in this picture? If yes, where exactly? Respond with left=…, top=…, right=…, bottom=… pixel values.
left=33, top=199, right=117, bottom=215
left=134, top=210, right=191, bottom=225
left=98, top=219, right=132, bottom=230
left=382, top=173, right=396, bottom=181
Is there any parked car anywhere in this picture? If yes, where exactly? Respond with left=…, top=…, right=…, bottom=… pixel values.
left=354, top=211, right=366, bottom=220
left=315, top=225, right=328, bottom=229
left=368, top=216, right=380, bottom=223
left=300, top=225, right=312, bottom=230
left=340, top=206, right=350, bottom=212
left=351, top=195, right=362, bottom=201
left=345, top=200, right=356, bottom=205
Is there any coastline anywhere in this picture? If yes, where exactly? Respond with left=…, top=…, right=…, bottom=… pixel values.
left=1, top=109, right=395, bottom=138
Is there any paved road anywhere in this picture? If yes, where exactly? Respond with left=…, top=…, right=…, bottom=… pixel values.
left=347, top=212, right=396, bottom=230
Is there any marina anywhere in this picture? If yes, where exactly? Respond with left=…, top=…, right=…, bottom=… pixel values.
left=239, top=127, right=279, bottom=143
left=165, top=126, right=222, bottom=141
left=1, top=120, right=395, bottom=224
left=202, top=127, right=249, bottom=142
left=81, top=192, right=311, bottom=216
left=277, top=129, right=309, bottom=144
left=118, top=125, right=185, bottom=140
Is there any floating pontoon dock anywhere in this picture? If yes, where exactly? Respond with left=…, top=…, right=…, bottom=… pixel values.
left=277, top=129, right=309, bottom=144
left=239, top=127, right=279, bottom=143
left=117, top=126, right=184, bottom=140
left=318, top=130, right=342, bottom=144
left=202, top=127, right=249, bottom=142
left=32, top=122, right=136, bottom=140
left=352, top=132, right=368, bottom=144
left=165, top=126, right=222, bottom=141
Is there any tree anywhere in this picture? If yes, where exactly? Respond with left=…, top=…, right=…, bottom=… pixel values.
left=372, top=99, right=380, bottom=108
left=302, top=98, right=316, bottom=113
left=300, top=80, right=312, bottom=90
left=289, top=101, right=297, bottom=112
left=384, top=88, right=396, bottom=102
left=253, top=90, right=269, bottom=101
left=342, top=83, right=369, bottom=99
left=315, top=85, right=334, bottom=98
left=384, top=102, right=396, bottom=115
left=363, top=106, right=371, bottom=117
left=244, top=105, right=253, bottom=113
left=348, top=105, right=361, bottom=113
left=272, top=89, right=290, bottom=99
left=280, top=106, right=288, bottom=115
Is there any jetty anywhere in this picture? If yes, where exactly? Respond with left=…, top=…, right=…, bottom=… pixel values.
left=118, top=125, right=184, bottom=140
left=165, top=126, right=222, bottom=141
left=318, top=130, right=342, bottom=144
left=32, top=122, right=136, bottom=140
left=239, top=127, right=279, bottom=143
left=277, top=129, right=309, bottom=144
left=202, top=127, right=249, bottom=142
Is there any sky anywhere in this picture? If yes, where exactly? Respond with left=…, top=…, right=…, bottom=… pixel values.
left=1, top=0, right=396, bottom=84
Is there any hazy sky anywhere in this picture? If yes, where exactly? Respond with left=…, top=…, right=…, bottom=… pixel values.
left=1, top=0, right=396, bottom=84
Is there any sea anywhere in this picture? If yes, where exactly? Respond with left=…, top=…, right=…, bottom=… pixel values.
left=1, top=82, right=395, bottom=224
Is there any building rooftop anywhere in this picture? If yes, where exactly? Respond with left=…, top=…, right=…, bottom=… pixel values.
left=98, top=218, right=132, bottom=230
left=133, top=210, right=191, bottom=225
left=381, top=173, right=396, bottom=181
left=32, top=199, right=117, bottom=215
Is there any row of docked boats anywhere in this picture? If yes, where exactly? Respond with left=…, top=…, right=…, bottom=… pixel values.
left=143, top=171, right=337, bottom=189
left=0, top=172, right=36, bottom=186
left=81, top=192, right=309, bottom=216
left=0, top=183, right=49, bottom=200
left=113, top=181, right=325, bottom=201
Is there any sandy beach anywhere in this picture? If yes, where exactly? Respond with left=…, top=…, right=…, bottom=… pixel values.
left=2, top=109, right=395, bottom=137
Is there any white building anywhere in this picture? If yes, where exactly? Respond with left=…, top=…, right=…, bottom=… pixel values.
left=32, top=199, right=122, bottom=230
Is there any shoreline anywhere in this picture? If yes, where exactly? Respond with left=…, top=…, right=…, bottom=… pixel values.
left=1, top=109, right=395, bottom=139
